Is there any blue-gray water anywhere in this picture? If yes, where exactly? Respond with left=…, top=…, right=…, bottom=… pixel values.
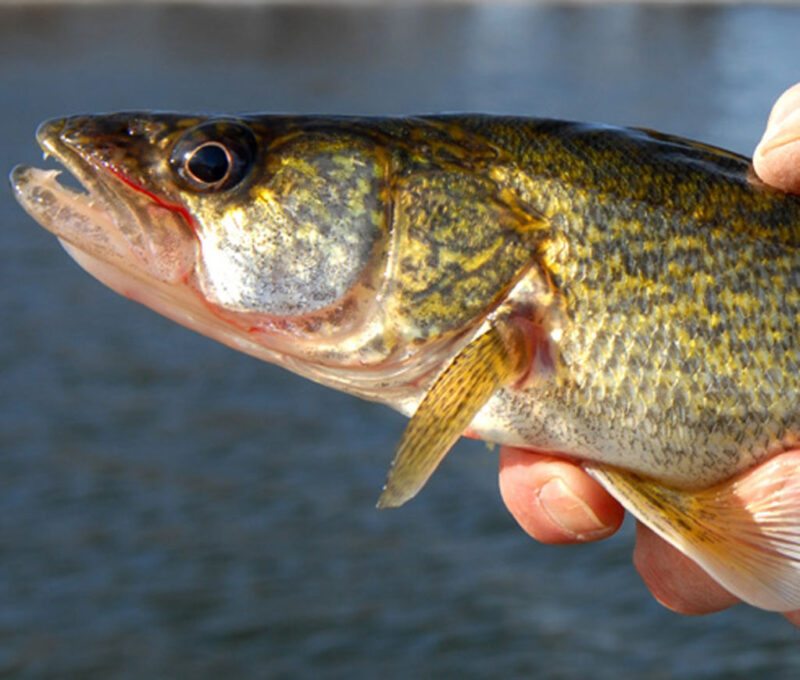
left=3, top=3, right=800, bottom=678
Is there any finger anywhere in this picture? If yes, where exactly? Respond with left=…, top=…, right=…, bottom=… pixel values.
left=498, top=446, right=624, bottom=544
left=753, top=82, right=800, bottom=193
left=633, top=523, right=740, bottom=615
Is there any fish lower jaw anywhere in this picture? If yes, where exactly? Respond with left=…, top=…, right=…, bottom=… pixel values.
left=11, top=164, right=196, bottom=286
left=12, top=165, right=123, bottom=255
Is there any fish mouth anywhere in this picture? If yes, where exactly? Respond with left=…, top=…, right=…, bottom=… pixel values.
left=10, top=118, right=197, bottom=285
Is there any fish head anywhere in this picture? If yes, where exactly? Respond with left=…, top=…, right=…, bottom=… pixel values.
left=10, top=113, right=412, bottom=395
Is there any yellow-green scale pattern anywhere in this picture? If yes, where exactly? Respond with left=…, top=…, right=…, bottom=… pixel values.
left=434, top=117, right=800, bottom=487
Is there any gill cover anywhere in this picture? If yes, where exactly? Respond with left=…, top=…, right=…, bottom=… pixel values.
left=174, top=125, right=388, bottom=316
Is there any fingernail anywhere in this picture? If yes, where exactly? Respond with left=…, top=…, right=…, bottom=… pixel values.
left=538, top=478, right=611, bottom=541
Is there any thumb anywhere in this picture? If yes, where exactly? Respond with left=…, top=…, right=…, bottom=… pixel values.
left=753, top=82, right=800, bottom=193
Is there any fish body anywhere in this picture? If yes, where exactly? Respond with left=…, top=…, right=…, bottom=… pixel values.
left=12, top=113, right=800, bottom=612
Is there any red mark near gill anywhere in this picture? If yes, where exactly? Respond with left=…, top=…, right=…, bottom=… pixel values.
left=106, top=165, right=199, bottom=235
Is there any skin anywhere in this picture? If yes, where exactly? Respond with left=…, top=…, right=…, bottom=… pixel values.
left=498, top=83, right=800, bottom=625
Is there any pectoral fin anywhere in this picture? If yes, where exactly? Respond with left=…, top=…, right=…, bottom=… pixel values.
left=585, top=459, right=800, bottom=612
left=377, top=321, right=525, bottom=509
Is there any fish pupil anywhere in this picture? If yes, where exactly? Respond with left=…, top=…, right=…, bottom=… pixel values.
left=187, top=142, right=231, bottom=185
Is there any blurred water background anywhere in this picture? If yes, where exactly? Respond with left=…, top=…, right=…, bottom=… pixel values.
left=3, top=3, right=800, bottom=678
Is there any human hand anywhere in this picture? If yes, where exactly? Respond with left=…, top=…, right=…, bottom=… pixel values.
left=499, top=83, right=800, bottom=624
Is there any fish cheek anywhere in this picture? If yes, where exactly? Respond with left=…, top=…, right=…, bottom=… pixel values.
left=384, top=169, right=544, bottom=339
left=189, top=139, right=388, bottom=317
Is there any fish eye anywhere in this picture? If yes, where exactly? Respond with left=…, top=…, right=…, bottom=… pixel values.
left=170, top=121, right=257, bottom=192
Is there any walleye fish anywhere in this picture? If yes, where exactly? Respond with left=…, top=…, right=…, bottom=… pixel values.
left=11, top=113, right=800, bottom=612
